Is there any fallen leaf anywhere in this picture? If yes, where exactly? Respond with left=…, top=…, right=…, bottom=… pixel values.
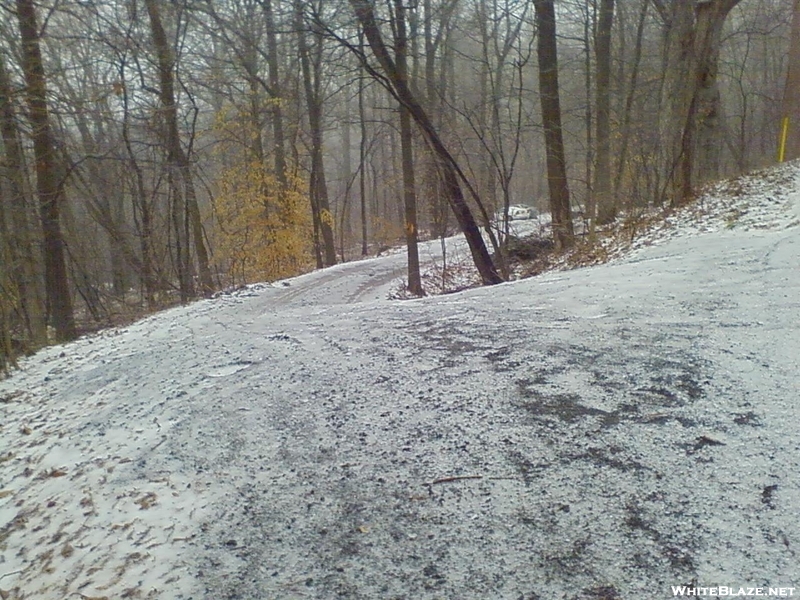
left=48, top=469, right=67, bottom=478
left=0, top=390, right=24, bottom=403
left=135, top=492, right=157, bottom=510
left=357, top=525, right=370, bottom=534
left=0, top=490, right=13, bottom=499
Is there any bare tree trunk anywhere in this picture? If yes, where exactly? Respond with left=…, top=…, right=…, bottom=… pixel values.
left=16, top=0, right=76, bottom=342
left=583, top=9, right=593, bottom=229
left=119, top=60, right=156, bottom=309
left=534, top=0, right=574, bottom=251
left=0, top=51, right=46, bottom=346
left=350, top=0, right=502, bottom=285
left=595, top=0, right=616, bottom=225
left=339, top=100, right=353, bottom=260
left=394, top=0, right=423, bottom=296
left=263, top=0, right=288, bottom=186
left=295, top=0, right=337, bottom=267
left=65, top=100, right=133, bottom=300
left=145, top=0, right=213, bottom=296
left=109, top=190, right=127, bottom=297
left=477, top=0, right=495, bottom=211
left=613, top=0, right=648, bottom=200
left=0, top=195, right=14, bottom=370
left=659, top=0, right=696, bottom=206
left=694, top=1, right=739, bottom=185
left=169, top=172, right=190, bottom=300
left=658, top=0, right=741, bottom=206
left=423, top=0, right=452, bottom=240
left=0, top=210, right=17, bottom=369
left=358, top=59, right=369, bottom=256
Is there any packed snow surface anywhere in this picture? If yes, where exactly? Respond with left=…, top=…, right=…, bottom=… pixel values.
left=2, top=164, right=800, bottom=599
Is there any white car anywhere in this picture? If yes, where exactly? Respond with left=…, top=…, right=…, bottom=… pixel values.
left=496, top=205, right=535, bottom=221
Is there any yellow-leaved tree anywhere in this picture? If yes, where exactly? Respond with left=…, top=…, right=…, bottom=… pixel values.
left=212, top=162, right=314, bottom=285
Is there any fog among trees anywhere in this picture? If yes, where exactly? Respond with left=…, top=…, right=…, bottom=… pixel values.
left=0, top=0, right=794, bottom=367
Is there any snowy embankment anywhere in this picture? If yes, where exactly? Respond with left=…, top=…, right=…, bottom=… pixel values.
left=1, top=163, right=799, bottom=599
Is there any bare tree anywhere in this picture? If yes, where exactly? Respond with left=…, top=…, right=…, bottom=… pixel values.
left=393, top=0, right=423, bottom=295
left=145, top=0, right=214, bottom=297
left=612, top=0, right=648, bottom=203
left=358, top=39, right=370, bottom=256
left=0, top=50, right=46, bottom=347
left=464, top=0, right=529, bottom=246
left=262, top=0, right=289, bottom=187
left=420, top=0, right=456, bottom=242
left=655, top=0, right=742, bottom=206
left=295, top=0, right=337, bottom=268
left=594, top=0, right=616, bottom=225
left=118, top=50, right=157, bottom=309
left=15, top=0, right=76, bottom=341
left=533, top=0, right=574, bottom=251
left=349, top=0, right=503, bottom=285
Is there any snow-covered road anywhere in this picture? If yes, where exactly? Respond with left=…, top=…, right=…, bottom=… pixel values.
left=2, top=165, right=799, bottom=599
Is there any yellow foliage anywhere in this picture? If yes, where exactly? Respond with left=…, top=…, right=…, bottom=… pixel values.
left=319, top=208, right=334, bottom=228
left=212, top=162, right=313, bottom=284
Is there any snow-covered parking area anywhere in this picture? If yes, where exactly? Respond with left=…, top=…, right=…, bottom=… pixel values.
left=2, top=165, right=800, bottom=599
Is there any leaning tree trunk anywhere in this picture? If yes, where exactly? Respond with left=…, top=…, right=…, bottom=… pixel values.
left=16, top=0, right=76, bottom=342
left=534, top=0, right=574, bottom=251
left=350, top=0, right=502, bottom=285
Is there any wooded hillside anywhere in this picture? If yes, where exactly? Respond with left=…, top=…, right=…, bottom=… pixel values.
left=0, top=0, right=793, bottom=368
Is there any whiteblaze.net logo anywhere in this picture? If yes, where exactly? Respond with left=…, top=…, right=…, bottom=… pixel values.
left=672, top=587, right=796, bottom=597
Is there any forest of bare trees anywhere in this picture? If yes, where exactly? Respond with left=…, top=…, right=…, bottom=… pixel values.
left=0, top=0, right=794, bottom=369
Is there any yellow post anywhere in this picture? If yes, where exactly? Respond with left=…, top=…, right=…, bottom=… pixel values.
left=778, top=116, right=790, bottom=162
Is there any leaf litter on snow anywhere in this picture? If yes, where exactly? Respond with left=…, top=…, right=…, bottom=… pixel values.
left=0, top=307, right=215, bottom=598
